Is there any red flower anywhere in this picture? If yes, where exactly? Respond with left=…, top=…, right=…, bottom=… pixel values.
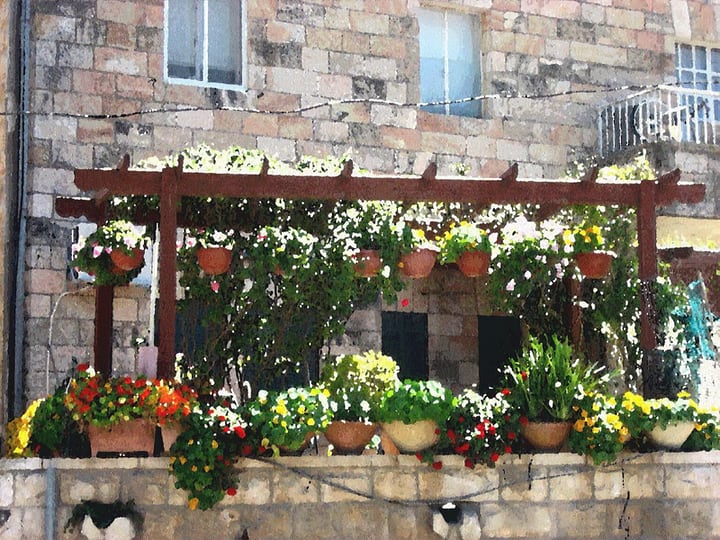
left=415, top=452, right=423, bottom=461
left=501, top=388, right=511, bottom=396
left=490, top=453, right=500, bottom=463
left=77, top=363, right=90, bottom=372
left=458, top=416, right=465, bottom=423
left=431, top=461, right=442, bottom=470
left=446, top=429, right=456, bottom=444
left=434, top=428, right=441, bottom=435
left=519, top=416, right=529, bottom=426
left=464, top=458, right=474, bottom=469
left=401, top=298, right=409, bottom=308
left=521, top=371, right=528, bottom=380
left=226, top=487, right=237, bottom=496
left=508, top=431, right=516, bottom=440
left=504, top=445, right=512, bottom=454
left=234, top=426, right=246, bottom=439
left=454, top=443, right=470, bottom=454
left=258, top=446, right=266, bottom=454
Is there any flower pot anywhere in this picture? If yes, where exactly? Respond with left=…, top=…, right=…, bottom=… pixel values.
left=647, top=421, right=695, bottom=450
left=520, top=421, right=573, bottom=452
left=399, top=248, right=437, bottom=278
left=278, top=432, right=316, bottom=456
left=197, top=246, right=232, bottom=275
left=353, top=249, right=382, bottom=278
left=325, top=421, right=377, bottom=454
left=109, top=248, right=144, bottom=271
left=86, top=418, right=156, bottom=457
left=456, top=250, right=491, bottom=277
left=380, top=419, right=439, bottom=453
left=160, top=422, right=184, bottom=453
left=574, top=251, right=614, bottom=279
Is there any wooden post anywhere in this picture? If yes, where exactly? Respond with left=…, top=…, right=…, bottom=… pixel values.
left=157, top=163, right=180, bottom=378
left=94, top=284, right=114, bottom=377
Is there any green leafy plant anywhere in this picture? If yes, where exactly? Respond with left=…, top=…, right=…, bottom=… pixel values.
left=169, top=401, right=248, bottom=510
left=320, top=351, right=399, bottom=422
left=437, top=220, right=492, bottom=264
left=569, top=392, right=630, bottom=464
left=502, top=335, right=612, bottom=422
left=684, top=408, right=720, bottom=451
left=377, top=379, right=456, bottom=425
left=185, top=227, right=235, bottom=248
left=29, top=386, right=86, bottom=457
left=244, top=386, right=331, bottom=454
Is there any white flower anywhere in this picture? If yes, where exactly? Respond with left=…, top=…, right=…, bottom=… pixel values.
left=524, top=270, right=532, bottom=280
left=506, top=279, right=516, bottom=292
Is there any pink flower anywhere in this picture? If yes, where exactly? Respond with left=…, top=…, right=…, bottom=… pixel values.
left=401, top=298, right=409, bottom=308
left=505, top=279, right=515, bottom=292
left=92, top=245, right=103, bottom=258
left=211, top=281, right=220, bottom=293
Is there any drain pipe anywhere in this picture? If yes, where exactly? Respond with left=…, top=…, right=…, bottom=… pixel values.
left=10, top=0, right=31, bottom=417
left=44, top=461, right=57, bottom=540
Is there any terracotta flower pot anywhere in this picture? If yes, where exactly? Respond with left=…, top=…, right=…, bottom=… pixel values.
left=109, top=248, right=144, bottom=271
left=353, top=249, right=382, bottom=277
left=647, top=421, right=695, bottom=450
left=86, top=418, right=156, bottom=457
left=456, top=250, right=491, bottom=277
left=325, top=421, right=377, bottom=454
left=574, top=251, right=614, bottom=279
left=520, top=421, right=573, bottom=452
left=160, top=422, right=184, bottom=453
left=380, top=419, right=439, bottom=453
left=399, top=248, right=437, bottom=278
left=197, top=246, right=232, bottom=275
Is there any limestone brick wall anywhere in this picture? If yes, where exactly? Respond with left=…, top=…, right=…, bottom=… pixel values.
left=1, top=452, right=720, bottom=539
left=21, top=0, right=720, bottom=402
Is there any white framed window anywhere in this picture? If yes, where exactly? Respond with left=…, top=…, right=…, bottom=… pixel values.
left=417, top=8, right=481, bottom=117
left=164, top=0, right=246, bottom=90
left=675, top=43, right=720, bottom=138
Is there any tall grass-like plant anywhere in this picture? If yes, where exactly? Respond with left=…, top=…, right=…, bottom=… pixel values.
left=503, top=335, right=611, bottom=422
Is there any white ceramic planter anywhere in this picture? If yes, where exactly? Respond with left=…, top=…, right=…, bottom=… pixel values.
left=647, top=421, right=695, bottom=450
left=380, top=419, right=439, bottom=453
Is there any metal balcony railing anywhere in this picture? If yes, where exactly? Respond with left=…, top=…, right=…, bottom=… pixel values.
left=598, top=85, right=720, bottom=156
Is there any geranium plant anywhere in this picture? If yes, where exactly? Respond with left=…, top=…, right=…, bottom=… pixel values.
left=319, top=350, right=399, bottom=422
left=502, top=334, right=612, bottom=422
left=244, top=386, right=331, bottom=454
left=437, top=221, right=492, bottom=264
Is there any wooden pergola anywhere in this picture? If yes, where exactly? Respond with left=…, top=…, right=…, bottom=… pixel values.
left=56, top=158, right=706, bottom=382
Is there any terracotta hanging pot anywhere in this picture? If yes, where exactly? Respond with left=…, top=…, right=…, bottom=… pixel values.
left=325, top=421, right=377, bottom=454
left=456, top=250, right=491, bottom=277
left=520, top=421, right=573, bottom=452
left=399, top=248, right=437, bottom=278
left=197, top=246, right=232, bottom=275
left=353, top=249, right=382, bottom=277
left=574, top=251, right=614, bottom=279
left=86, top=418, right=156, bottom=457
left=109, top=248, right=144, bottom=272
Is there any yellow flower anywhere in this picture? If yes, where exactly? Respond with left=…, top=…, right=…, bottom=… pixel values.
left=204, top=465, right=210, bottom=472
left=298, top=405, right=306, bottom=414
left=281, top=420, right=287, bottom=428
left=211, top=440, right=218, bottom=449
left=188, top=497, right=199, bottom=510
left=261, top=437, right=270, bottom=447
left=562, top=230, right=574, bottom=245
left=191, top=465, right=197, bottom=472
left=573, top=419, right=586, bottom=432
left=188, top=439, right=194, bottom=445
left=307, top=418, right=315, bottom=427
left=179, top=456, right=187, bottom=465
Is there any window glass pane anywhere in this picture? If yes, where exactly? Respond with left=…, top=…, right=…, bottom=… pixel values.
left=694, top=46, right=707, bottom=70
left=446, top=12, right=480, bottom=117
left=418, top=8, right=445, bottom=112
left=208, top=0, right=242, bottom=85
left=168, top=0, right=202, bottom=81
left=677, top=43, right=692, bottom=69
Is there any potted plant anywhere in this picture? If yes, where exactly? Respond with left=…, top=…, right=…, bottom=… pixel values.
left=569, top=391, right=630, bottom=464
left=169, top=400, right=248, bottom=510
left=341, top=201, right=400, bottom=278
left=319, top=350, right=399, bottom=454
left=64, top=363, right=160, bottom=456
left=502, top=334, right=612, bottom=451
left=396, top=224, right=440, bottom=278
left=185, top=227, right=235, bottom=275
left=154, top=380, right=199, bottom=452
left=438, top=220, right=492, bottom=277
left=377, top=379, right=456, bottom=453
left=562, top=224, right=615, bottom=278
left=251, top=225, right=318, bottom=277
left=72, top=220, right=151, bottom=286
left=244, top=386, right=331, bottom=455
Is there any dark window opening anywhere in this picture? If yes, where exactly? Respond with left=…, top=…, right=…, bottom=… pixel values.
left=381, top=312, right=429, bottom=380
left=477, top=315, right=522, bottom=394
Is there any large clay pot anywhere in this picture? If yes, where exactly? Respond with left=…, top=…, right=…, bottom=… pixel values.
left=399, top=248, right=437, bottom=278
left=197, top=246, right=232, bottom=275
left=86, top=418, right=156, bottom=457
left=353, top=249, right=382, bottom=277
left=380, top=419, right=439, bottom=453
left=325, top=421, right=377, bottom=454
left=574, top=252, right=614, bottom=279
left=160, top=422, right=184, bottom=453
left=647, top=421, right=695, bottom=450
left=110, top=248, right=144, bottom=271
left=457, top=250, right=491, bottom=277
left=520, top=421, right=573, bottom=452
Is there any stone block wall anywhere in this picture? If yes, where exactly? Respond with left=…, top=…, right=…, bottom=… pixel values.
left=18, top=0, right=720, bottom=404
left=1, top=451, right=720, bottom=539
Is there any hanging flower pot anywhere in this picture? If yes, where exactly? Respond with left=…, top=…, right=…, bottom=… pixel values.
left=399, top=248, right=437, bottom=278
left=197, top=246, right=232, bottom=275
left=109, top=248, right=144, bottom=272
left=353, top=249, right=382, bottom=277
left=324, top=421, right=377, bottom=454
left=574, top=251, right=614, bottom=279
left=456, top=250, right=491, bottom=277
left=520, top=421, right=573, bottom=451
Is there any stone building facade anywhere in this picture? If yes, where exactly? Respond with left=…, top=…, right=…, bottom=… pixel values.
left=2, top=0, right=720, bottom=422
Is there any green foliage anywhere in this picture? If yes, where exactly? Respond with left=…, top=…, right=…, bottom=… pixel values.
left=569, top=392, right=628, bottom=465
left=378, top=379, right=456, bottom=425
left=684, top=409, right=720, bottom=451
left=503, top=335, right=612, bottom=422
left=562, top=224, right=609, bottom=254
left=437, top=220, right=492, bottom=264
left=320, top=351, right=399, bottom=422
left=30, top=387, right=83, bottom=457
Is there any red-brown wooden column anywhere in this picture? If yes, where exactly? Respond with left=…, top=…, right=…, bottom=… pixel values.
left=94, top=284, right=114, bottom=377
left=157, top=163, right=180, bottom=378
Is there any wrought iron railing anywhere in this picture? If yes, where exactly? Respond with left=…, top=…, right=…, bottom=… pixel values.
left=598, top=85, right=720, bottom=155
